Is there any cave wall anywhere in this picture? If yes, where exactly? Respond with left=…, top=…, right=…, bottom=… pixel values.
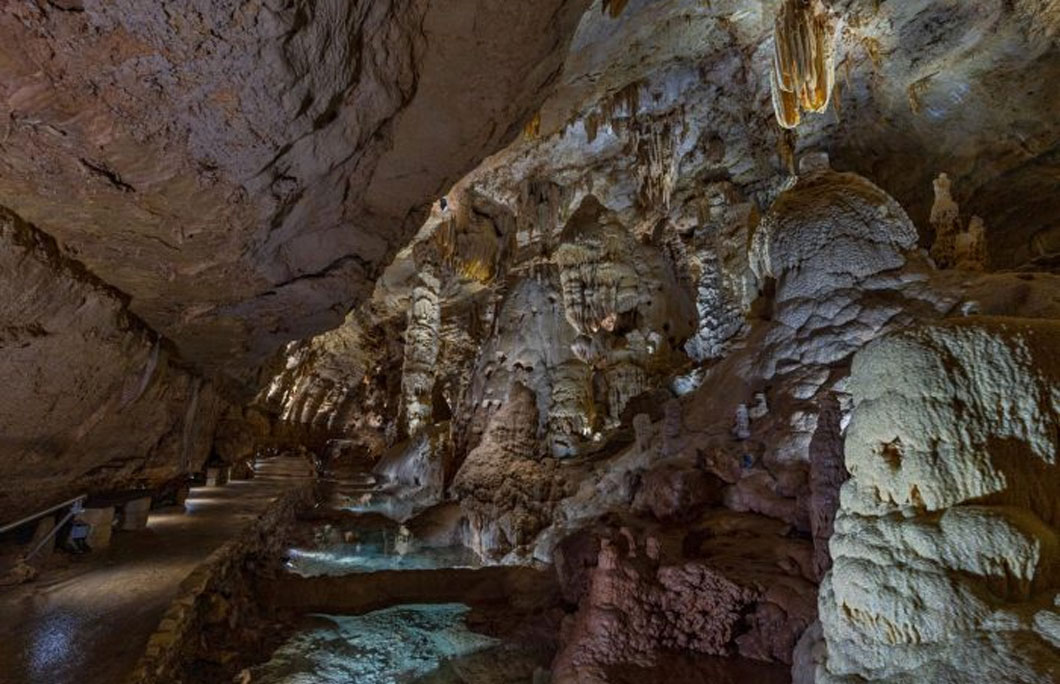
left=261, top=0, right=1060, bottom=679
left=0, top=207, right=223, bottom=520
left=0, top=0, right=591, bottom=517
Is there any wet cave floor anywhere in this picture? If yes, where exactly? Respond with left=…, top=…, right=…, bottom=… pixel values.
left=0, top=457, right=312, bottom=684
left=0, top=459, right=793, bottom=684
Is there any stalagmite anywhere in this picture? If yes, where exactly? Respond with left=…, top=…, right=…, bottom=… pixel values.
left=930, top=173, right=989, bottom=271
left=955, top=215, right=988, bottom=271
left=930, top=172, right=962, bottom=268
left=400, top=263, right=442, bottom=437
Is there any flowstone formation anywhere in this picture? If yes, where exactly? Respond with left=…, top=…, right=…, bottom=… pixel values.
left=815, top=319, right=1060, bottom=684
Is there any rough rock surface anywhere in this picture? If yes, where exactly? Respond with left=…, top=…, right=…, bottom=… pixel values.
left=817, top=318, right=1060, bottom=684
left=0, top=1, right=589, bottom=380
left=0, top=0, right=589, bottom=509
left=552, top=515, right=817, bottom=682
left=0, top=207, right=221, bottom=519
left=452, top=384, right=577, bottom=561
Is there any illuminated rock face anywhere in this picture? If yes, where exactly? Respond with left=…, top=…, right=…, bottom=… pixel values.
left=265, top=148, right=1060, bottom=679
left=0, top=0, right=589, bottom=509
left=770, top=0, right=835, bottom=129
left=818, top=318, right=1060, bottom=684
left=0, top=208, right=223, bottom=519
left=452, top=383, right=575, bottom=561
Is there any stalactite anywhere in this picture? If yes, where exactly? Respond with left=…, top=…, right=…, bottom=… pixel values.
left=603, top=0, right=629, bottom=19
left=631, top=114, right=680, bottom=211
left=554, top=226, right=639, bottom=335
left=431, top=203, right=499, bottom=284
left=516, top=178, right=573, bottom=250
left=523, top=111, right=541, bottom=140
left=585, top=113, right=601, bottom=144
left=770, top=0, right=835, bottom=129
left=582, top=81, right=641, bottom=143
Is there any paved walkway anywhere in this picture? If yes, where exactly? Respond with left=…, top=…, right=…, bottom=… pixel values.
left=0, top=457, right=311, bottom=684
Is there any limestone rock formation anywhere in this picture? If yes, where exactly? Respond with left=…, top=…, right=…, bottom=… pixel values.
left=770, top=0, right=836, bottom=129
left=818, top=318, right=1060, bottom=683
left=453, top=383, right=576, bottom=561
left=553, top=515, right=817, bottom=682
left=0, top=208, right=222, bottom=519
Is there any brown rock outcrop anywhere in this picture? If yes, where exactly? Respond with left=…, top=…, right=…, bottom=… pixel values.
left=0, top=207, right=222, bottom=519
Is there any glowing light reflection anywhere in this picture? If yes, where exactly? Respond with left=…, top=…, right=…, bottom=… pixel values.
left=284, top=544, right=480, bottom=576
left=29, top=613, right=77, bottom=677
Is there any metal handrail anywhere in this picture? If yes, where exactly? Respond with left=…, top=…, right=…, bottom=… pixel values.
left=0, top=494, right=87, bottom=535
left=23, top=507, right=79, bottom=561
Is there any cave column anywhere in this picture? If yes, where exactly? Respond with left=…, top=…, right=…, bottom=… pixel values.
left=401, top=256, right=442, bottom=437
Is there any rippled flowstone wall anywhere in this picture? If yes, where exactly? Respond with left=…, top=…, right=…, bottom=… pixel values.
left=812, top=318, right=1060, bottom=684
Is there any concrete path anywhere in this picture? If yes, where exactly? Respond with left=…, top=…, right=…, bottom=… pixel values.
left=0, top=456, right=311, bottom=684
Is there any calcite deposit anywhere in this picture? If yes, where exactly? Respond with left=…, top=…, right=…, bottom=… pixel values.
left=3, top=1, right=1060, bottom=682
left=817, top=318, right=1060, bottom=683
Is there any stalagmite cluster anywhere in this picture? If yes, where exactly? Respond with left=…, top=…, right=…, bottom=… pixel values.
left=930, top=173, right=988, bottom=271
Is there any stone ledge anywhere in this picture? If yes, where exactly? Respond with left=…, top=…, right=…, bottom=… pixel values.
left=125, top=485, right=313, bottom=684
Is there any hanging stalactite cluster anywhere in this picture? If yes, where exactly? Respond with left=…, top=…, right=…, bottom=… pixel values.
left=631, top=113, right=681, bottom=211
left=583, top=81, right=642, bottom=143
left=770, top=0, right=835, bottom=129
left=430, top=204, right=499, bottom=284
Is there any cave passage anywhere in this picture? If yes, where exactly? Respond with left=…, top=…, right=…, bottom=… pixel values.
left=1, top=1, right=1059, bottom=683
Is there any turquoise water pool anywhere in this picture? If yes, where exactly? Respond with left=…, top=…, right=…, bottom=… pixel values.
left=248, top=604, right=545, bottom=684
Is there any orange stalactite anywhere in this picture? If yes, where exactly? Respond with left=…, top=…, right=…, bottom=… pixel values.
left=603, top=0, right=629, bottom=19
left=523, top=111, right=542, bottom=140
left=770, top=0, right=835, bottom=129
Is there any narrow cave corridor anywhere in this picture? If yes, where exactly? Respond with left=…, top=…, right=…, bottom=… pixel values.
left=0, top=2, right=1058, bottom=683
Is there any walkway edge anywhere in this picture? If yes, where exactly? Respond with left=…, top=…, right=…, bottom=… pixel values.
left=125, top=484, right=314, bottom=684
